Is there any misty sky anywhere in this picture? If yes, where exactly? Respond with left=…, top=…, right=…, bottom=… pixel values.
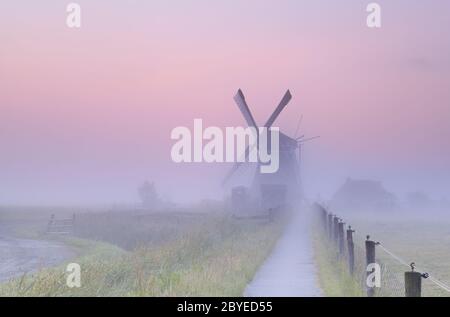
left=1, top=1, right=449, bottom=205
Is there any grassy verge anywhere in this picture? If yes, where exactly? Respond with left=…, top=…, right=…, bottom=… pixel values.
left=0, top=210, right=284, bottom=296
left=313, top=231, right=364, bottom=297
left=0, top=238, right=125, bottom=296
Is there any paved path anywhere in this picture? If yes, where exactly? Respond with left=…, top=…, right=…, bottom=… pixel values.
left=245, top=210, right=322, bottom=297
left=0, top=227, right=74, bottom=282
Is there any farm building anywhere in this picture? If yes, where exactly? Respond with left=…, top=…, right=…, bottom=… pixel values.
left=330, top=178, right=396, bottom=212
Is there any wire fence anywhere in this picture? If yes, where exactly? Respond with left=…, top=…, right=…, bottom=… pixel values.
left=313, top=202, right=450, bottom=297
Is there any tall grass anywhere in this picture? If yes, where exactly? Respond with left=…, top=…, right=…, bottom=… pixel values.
left=0, top=211, right=283, bottom=296
left=312, top=232, right=364, bottom=297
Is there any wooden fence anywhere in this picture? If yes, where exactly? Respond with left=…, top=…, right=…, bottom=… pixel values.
left=313, top=203, right=434, bottom=297
left=46, top=214, right=76, bottom=234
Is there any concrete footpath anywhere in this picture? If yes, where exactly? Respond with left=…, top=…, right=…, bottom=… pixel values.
left=244, top=210, right=322, bottom=297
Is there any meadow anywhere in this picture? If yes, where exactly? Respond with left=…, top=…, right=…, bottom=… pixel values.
left=0, top=206, right=284, bottom=296
left=314, top=210, right=450, bottom=297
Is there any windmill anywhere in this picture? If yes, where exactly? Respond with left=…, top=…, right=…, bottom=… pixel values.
left=223, top=89, right=318, bottom=217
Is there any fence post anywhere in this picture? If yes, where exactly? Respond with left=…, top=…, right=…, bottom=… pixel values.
left=72, top=213, right=76, bottom=234
left=317, top=204, right=326, bottom=232
left=346, top=226, right=355, bottom=274
left=405, top=264, right=422, bottom=297
left=327, top=214, right=333, bottom=240
left=322, top=208, right=328, bottom=232
left=47, top=214, right=55, bottom=233
left=338, top=220, right=345, bottom=256
left=365, top=235, right=377, bottom=297
left=333, top=216, right=340, bottom=245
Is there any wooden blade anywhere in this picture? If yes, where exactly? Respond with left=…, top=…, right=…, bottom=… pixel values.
left=264, top=90, right=292, bottom=128
left=234, top=89, right=258, bottom=128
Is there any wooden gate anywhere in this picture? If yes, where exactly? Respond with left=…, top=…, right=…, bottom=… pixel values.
left=46, top=214, right=75, bottom=234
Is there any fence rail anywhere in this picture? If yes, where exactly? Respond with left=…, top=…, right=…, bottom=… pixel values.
left=46, top=214, right=76, bottom=234
left=313, top=202, right=450, bottom=297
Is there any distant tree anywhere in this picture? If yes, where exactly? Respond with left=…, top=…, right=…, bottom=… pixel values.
left=138, top=181, right=159, bottom=208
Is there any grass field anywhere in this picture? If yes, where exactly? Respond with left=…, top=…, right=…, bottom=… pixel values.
left=0, top=207, right=284, bottom=296
left=313, top=210, right=450, bottom=297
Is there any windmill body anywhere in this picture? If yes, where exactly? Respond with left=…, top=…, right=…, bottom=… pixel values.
left=224, top=90, right=309, bottom=218
left=251, top=132, right=302, bottom=209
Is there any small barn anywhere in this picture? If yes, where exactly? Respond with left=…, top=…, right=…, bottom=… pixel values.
left=330, top=178, right=396, bottom=212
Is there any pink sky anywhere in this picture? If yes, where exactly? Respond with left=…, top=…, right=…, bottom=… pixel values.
left=1, top=1, right=449, bottom=204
